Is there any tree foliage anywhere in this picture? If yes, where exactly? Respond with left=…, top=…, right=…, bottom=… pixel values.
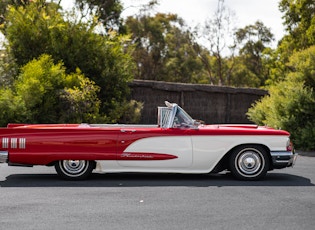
left=197, top=0, right=236, bottom=85
left=125, top=13, right=207, bottom=83
left=0, top=0, right=31, bottom=34
left=0, top=55, right=102, bottom=125
left=234, top=21, right=274, bottom=87
left=1, top=1, right=137, bottom=124
left=274, top=0, right=315, bottom=73
left=248, top=46, right=315, bottom=150
left=74, top=0, right=124, bottom=32
left=5, top=2, right=64, bottom=67
left=279, top=0, right=315, bottom=50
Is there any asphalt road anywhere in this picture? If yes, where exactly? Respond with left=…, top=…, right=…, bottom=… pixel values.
left=0, top=155, right=314, bottom=230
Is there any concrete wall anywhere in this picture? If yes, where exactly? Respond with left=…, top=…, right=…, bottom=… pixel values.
left=129, top=80, right=268, bottom=124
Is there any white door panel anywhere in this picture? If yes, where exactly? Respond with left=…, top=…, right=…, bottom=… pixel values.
left=117, top=136, right=193, bottom=168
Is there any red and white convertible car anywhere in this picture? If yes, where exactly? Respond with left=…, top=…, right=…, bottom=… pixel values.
left=0, top=102, right=297, bottom=180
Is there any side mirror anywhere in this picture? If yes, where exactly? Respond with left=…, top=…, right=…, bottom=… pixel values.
left=193, top=120, right=204, bottom=128
left=193, top=120, right=200, bottom=126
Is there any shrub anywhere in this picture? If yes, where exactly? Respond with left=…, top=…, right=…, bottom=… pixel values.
left=248, top=46, right=315, bottom=150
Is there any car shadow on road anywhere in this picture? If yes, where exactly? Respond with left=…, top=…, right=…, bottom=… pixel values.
left=0, top=172, right=313, bottom=187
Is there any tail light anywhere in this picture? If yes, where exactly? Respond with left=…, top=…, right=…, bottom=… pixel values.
left=286, top=138, right=294, bottom=152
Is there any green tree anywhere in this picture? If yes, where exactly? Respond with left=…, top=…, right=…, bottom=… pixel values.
left=126, top=13, right=207, bottom=83
left=269, top=0, right=315, bottom=83
left=5, top=3, right=64, bottom=67
left=0, top=49, right=16, bottom=86
left=0, top=87, right=27, bottom=126
left=198, top=0, right=236, bottom=85
left=74, top=0, right=124, bottom=32
left=0, top=54, right=102, bottom=125
left=227, top=56, right=260, bottom=87
left=248, top=46, right=315, bottom=150
left=126, top=13, right=175, bottom=81
left=164, top=26, right=206, bottom=83
left=279, top=0, right=315, bottom=51
left=60, top=75, right=102, bottom=123
left=3, top=1, right=136, bottom=121
left=233, top=21, right=275, bottom=87
left=260, top=0, right=315, bottom=85
left=0, top=0, right=31, bottom=34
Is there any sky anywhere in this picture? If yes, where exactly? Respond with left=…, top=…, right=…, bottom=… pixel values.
left=121, top=0, right=286, bottom=46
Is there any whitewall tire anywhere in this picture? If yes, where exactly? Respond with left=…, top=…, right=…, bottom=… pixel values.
left=229, top=145, right=270, bottom=180
left=55, top=160, right=94, bottom=180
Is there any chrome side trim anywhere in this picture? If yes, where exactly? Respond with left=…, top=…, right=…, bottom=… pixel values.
left=0, top=151, right=8, bottom=163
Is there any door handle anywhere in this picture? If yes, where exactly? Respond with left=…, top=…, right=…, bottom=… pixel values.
left=120, top=129, right=136, bottom=133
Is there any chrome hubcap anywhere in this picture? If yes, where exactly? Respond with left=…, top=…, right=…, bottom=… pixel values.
left=62, top=160, right=87, bottom=175
left=237, top=150, right=263, bottom=175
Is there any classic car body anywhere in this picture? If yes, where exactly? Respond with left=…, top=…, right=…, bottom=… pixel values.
left=0, top=101, right=297, bottom=180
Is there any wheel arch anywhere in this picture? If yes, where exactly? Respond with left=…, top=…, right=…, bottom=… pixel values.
left=48, top=160, right=97, bottom=168
left=211, top=143, right=272, bottom=173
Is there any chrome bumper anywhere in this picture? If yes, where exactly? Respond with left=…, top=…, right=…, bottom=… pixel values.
left=270, top=150, right=298, bottom=169
left=0, top=151, right=8, bottom=163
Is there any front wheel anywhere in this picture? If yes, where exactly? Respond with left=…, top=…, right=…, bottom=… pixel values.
left=55, top=160, right=95, bottom=180
left=229, top=146, right=270, bottom=181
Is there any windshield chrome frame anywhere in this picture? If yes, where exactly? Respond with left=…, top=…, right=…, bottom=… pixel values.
left=158, top=101, right=196, bottom=129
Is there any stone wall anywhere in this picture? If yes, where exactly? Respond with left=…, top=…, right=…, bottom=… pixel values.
left=129, top=80, right=268, bottom=124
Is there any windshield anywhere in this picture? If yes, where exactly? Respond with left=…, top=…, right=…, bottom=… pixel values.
left=158, top=101, right=196, bottom=129
left=173, top=106, right=194, bottom=128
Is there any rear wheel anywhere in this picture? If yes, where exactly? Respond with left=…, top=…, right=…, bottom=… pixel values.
left=55, top=160, right=94, bottom=180
left=229, top=145, right=270, bottom=181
